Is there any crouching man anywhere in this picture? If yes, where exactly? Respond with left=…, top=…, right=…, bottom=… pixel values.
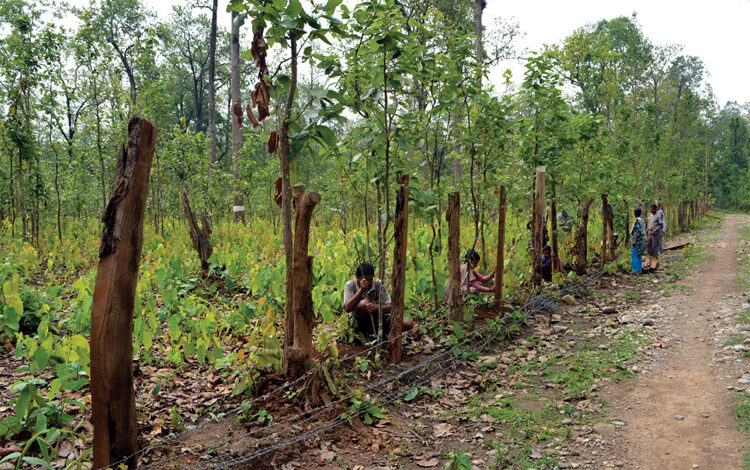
left=343, top=262, right=415, bottom=338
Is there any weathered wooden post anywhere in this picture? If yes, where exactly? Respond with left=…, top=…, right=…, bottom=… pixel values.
left=532, top=168, right=546, bottom=286
left=284, top=185, right=321, bottom=378
left=600, top=193, right=609, bottom=267
left=574, top=198, right=593, bottom=275
left=389, top=175, right=409, bottom=361
left=550, top=183, right=559, bottom=274
left=606, top=198, right=615, bottom=262
left=447, top=192, right=462, bottom=321
left=494, top=186, right=506, bottom=315
left=91, top=117, right=157, bottom=469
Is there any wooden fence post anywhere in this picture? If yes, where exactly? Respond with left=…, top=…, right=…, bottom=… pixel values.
left=600, top=193, right=609, bottom=267
left=447, top=192, right=462, bottom=321
left=285, top=185, right=321, bottom=378
left=389, top=175, right=409, bottom=361
left=532, top=168, right=546, bottom=286
left=550, top=183, right=559, bottom=274
left=91, top=117, right=157, bottom=469
left=574, top=198, right=593, bottom=275
left=494, top=186, right=506, bottom=315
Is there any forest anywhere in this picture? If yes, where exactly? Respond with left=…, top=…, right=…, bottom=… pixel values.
left=0, top=0, right=749, bottom=468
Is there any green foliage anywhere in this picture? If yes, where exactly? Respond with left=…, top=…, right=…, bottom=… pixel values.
left=343, top=391, right=387, bottom=426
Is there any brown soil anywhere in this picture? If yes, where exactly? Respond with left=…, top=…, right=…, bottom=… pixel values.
left=600, top=214, right=747, bottom=469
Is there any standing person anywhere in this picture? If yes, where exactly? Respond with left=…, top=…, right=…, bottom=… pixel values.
left=630, top=208, right=646, bottom=273
left=657, top=203, right=666, bottom=253
left=646, top=203, right=663, bottom=271
left=443, top=249, right=494, bottom=302
left=557, top=211, right=573, bottom=233
left=542, top=245, right=562, bottom=282
left=344, top=262, right=415, bottom=338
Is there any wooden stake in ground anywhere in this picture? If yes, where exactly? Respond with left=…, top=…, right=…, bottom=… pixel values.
left=285, top=185, right=321, bottom=378
left=575, top=197, right=593, bottom=275
left=532, top=168, right=546, bottom=286
left=600, top=193, right=610, bottom=267
left=389, top=174, right=409, bottom=361
left=446, top=191, right=462, bottom=321
left=494, top=185, right=506, bottom=315
left=550, top=183, right=559, bottom=274
left=90, top=117, right=157, bottom=470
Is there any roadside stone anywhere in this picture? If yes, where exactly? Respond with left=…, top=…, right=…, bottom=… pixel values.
left=618, top=315, right=634, bottom=324
left=562, top=294, right=576, bottom=305
left=592, top=422, right=616, bottom=438
left=674, top=415, right=684, bottom=420
left=602, top=306, right=617, bottom=314
left=552, top=326, right=569, bottom=334
left=642, top=319, right=655, bottom=326
left=611, top=421, right=626, bottom=426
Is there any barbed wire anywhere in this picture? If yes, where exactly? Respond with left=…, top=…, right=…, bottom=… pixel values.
left=103, top=267, right=599, bottom=470
left=193, top=304, right=525, bottom=470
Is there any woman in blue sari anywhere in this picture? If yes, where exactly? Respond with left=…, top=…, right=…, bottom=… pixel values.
left=630, top=208, right=646, bottom=273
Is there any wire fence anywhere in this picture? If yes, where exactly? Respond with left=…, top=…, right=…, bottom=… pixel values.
left=100, top=269, right=598, bottom=470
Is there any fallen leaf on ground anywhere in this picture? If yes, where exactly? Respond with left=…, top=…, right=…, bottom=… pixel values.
left=416, top=457, right=439, bottom=467
left=433, top=422, right=453, bottom=437
left=0, top=445, right=22, bottom=458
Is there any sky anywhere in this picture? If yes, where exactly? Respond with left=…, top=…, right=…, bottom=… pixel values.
left=484, top=0, right=750, bottom=105
left=69, top=0, right=750, bottom=106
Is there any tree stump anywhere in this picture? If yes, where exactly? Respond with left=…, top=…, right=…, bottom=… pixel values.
left=285, top=185, right=321, bottom=378
left=91, top=117, right=157, bottom=470
left=182, top=187, right=213, bottom=278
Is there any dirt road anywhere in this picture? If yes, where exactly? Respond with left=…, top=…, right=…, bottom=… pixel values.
left=601, top=215, right=748, bottom=469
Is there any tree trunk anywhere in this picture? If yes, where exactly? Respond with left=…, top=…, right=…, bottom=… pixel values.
left=575, top=198, right=593, bottom=275
left=91, top=117, right=157, bottom=470
left=230, top=10, right=245, bottom=223
left=389, top=175, right=409, bottom=362
left=532, top=168, right=546, bottom=286
left=550, top=183, right=559, bottom=274
left=94, top=79, right=106, bottom=214
left=447, top=192, right=462, bottom=321
left=475, top=0, right=484, bottom=66
left=280, top=36, right=298, bottom=373
left=182, top=187, right=213, bottom=278
left=207, top=0, right=219, bottom=173
left=285, top=186, right=321, bottom=378
left=494, top=185, right=506, bottom=314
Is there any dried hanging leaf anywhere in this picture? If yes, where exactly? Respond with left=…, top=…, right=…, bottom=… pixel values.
left=246, top=104, right=260, bottom=128
left=233, top=102, right=243, bottom=128
left=268, top=131, right=279, bottom=154
left=275, top=177, right=282, bottom=207
left=251, top=32, right=268, bottom=75
left=252, top=81, right=271, bottom=123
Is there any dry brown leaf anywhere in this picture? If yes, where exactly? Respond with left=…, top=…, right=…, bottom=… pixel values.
left=415, top=457, right=439, bottom=467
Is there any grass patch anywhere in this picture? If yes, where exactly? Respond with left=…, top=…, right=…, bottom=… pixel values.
left=456, top=328, right=651, bottom=469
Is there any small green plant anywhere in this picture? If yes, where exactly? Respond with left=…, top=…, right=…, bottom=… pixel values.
left=238, top=402, right=273, bottom=425
left=444, top=450, right=472, bottom=470
left=342, top=391, right=386, bottom=425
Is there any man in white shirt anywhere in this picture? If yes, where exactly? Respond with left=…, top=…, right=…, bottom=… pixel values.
left=657, top=203, right=666, bottom=253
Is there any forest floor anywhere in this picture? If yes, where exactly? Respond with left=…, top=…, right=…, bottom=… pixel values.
left=252, top=214, right=750, bottom=470
left=3, top=215, right=748, bottom=470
